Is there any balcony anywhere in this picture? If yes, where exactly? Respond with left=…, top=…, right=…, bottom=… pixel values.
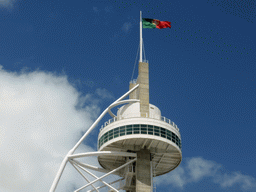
left=99, top=115, right=179, bottom=132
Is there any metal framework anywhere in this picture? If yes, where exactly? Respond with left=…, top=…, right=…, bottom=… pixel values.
left=50, top=84, right=140, bottom=192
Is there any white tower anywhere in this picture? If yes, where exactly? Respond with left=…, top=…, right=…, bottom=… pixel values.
left=50, top=11, right=182, bottom=192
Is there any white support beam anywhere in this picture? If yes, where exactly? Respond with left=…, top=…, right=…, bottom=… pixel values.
left=74, top=158, right=137, bottom=192
left=70, top=162, right=99, bottom=192
left=147, top=140, right=153, bottom=149
left=50, top=85, right=139, bottom=192
left=68, top=151, right=136, bottom=159
left=108, top=99, right=139, bottom=118
left=155, top=154, right=165, bottom=169
left=70, top=160, right=119, bottom=192
left=87, top=178, right=124, bottom=192
left=71, top=159, right=108, bottom=173
left=141, top=139, right=148, bottom=148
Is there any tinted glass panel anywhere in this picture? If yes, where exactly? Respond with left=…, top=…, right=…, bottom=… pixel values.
left=99, top=125, right=181, bottom=149
left=148, top=131, right=153, bottom=135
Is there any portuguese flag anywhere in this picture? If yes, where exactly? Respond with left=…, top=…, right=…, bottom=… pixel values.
left=142, top=18, right=171, bottom=29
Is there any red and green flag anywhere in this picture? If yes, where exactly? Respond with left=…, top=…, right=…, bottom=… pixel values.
left=142, top=18, right=171, bottom=29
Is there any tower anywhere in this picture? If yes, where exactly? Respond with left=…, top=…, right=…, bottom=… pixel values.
left=97, top=60, right=182, bottom=191
left=50, top=11, right=182, bottom=192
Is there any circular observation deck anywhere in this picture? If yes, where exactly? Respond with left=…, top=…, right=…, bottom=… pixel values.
left=97, top=102, right=182, bottom=176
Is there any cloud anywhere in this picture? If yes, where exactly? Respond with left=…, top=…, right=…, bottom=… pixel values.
left=0, top=0, right=15, bottom=8
left=0, top=65, right=109, bottom=191
left=95, top=88, right=114, bottom=100
left=156, top=157, right=256, bottom=191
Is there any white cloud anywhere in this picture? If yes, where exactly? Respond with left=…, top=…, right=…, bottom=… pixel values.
left=218, top=172, right=256, bottom=191
left=0, top=0, right=15, bottom=8
left=187, top=157, right=219, bottom=181
left=156, top=157, right=256, bottom=191
left=0, top=66, right=108, bottom=191
left=95, top=88, right=114, bottom=100
left=155, top=166, right=187, bottom=188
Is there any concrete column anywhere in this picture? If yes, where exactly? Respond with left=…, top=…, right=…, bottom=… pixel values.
left=137, top=62, right=149, bottom=117
left=129, top=82, right=137, bottom=99
left=136, top=149, right=151, bottom=192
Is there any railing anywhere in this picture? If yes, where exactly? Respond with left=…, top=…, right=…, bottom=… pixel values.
left=142, top=59, right=149, bottom=63
left=100, top=115, right=179, bottom=132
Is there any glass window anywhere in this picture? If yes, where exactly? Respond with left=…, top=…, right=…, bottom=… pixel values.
left=154, top=126, right=159, bottom=136
left=127, top=127, right=132, bottom=132
left=133, top=127, right=140, bottom=134
left=99, top=125, right=181, bottom=149
left=127, top=131, right=132, bottom=135
left=120, top=126, right=125, bottom=136
left=120, top=126, right=125, bottom=132
left=154, top=126, right=159, bottom=131
left=114, top=128, right=119, bottom=138
left=141, top=128, right=147, bottom=134
left=114, top=127, right=119, bottom=134
left=160, top=128, right=166, bottom=138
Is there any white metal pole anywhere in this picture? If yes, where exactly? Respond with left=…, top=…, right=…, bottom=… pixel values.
left=49, top=84, right=139, bottom=192
left=75, top=158, right=137, bottom=192
left=140, top=11, right=142, bottom=62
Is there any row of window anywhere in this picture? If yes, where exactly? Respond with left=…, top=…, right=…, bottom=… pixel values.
left=98, top=124, right=181, bottom=149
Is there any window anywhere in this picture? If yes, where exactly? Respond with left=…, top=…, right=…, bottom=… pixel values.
left=148, top=125, right=153, bottom=135
left=98, top=124, right=181, bottom=149
left=167, top=130, right=172, bottom=140
left=103, top=133, right=108, bottom=142
left=126, top=125, right=132, bottom=135
left=114, top=127, right=119, bottom=138
left=154, top=126, right=160, bottom=136
left=120, top=126, right=125, bottom=136
left=160, top=128, right=166, bottom=138
left=109, top=130, right=113, bottom=140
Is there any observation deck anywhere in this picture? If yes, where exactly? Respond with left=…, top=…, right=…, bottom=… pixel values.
left=97, top=102, right=182, bottom=177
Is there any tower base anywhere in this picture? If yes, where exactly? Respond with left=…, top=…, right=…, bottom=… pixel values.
left=136, top=149, right=151, bottom=192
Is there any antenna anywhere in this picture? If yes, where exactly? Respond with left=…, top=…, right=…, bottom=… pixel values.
left=140, top=11, right=143, bottom=62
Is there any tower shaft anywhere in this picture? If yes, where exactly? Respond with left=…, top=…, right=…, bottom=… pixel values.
left=137, top=61, right=149, bottom=117
left=136, top=149, right=151, bottom=192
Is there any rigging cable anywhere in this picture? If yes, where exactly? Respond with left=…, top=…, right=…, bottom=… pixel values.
left=131, top=43, right=140, bottom=82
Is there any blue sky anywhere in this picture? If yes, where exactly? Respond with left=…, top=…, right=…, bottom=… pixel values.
left=0, top=0, right=256, bottom=191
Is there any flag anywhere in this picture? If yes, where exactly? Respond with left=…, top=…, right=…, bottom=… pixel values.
left=142, top=18, right=171, bottom=29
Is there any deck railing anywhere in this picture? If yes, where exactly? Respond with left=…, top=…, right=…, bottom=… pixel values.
left=100, top=115, right=179, bottom=132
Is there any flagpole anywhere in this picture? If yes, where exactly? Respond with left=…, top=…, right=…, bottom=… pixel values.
left=140, top=11, right=142, bottom=62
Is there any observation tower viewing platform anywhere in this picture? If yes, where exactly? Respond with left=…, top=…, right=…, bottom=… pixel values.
left=50, top=11, right=182, bottom=192
left=97, top=61, right=182, bottom=191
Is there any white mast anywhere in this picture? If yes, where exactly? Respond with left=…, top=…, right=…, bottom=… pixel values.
left=140, top=11, right=142, bottom=62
